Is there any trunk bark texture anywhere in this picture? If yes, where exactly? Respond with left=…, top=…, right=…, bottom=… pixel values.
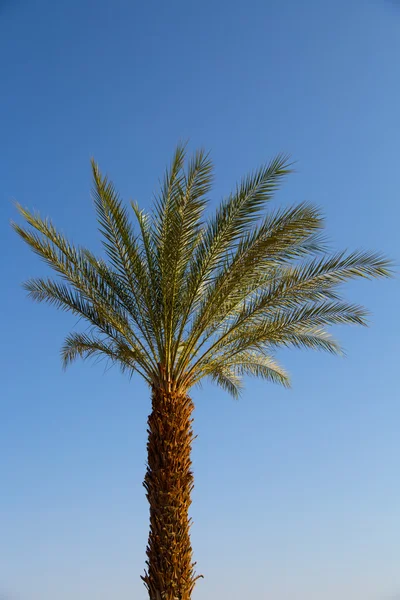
left=142, top=387, right=200, bottom=600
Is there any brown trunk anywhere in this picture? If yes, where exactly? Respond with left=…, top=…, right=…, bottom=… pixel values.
left=141, top=386, right=201, bottom=600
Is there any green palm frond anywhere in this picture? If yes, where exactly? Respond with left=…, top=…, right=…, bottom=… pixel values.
left=209, top=366, right=244, bottom=400
left=13, top=147, right=393, bottom=396
left=23, top=277, right=155, bottom=374
left=182, top=202, right=325, bottom=350
left=197, top=350, right=290, bottom=388
left=151, top=145, right=214, bottom=374
left=91, top=162, right=161, bottom=350
left=61, top=331, right=149, bottom=380
left=181, top=154, right=293, bottom=309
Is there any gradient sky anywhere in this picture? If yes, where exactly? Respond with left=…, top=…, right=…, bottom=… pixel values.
left=1, top=1, right=400, bottom=599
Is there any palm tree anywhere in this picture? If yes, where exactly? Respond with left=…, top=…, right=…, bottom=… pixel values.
left=13, top=146, right=391, bottom=600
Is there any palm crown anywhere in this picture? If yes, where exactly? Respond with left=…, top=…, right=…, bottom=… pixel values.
left=13, top=146, right=391, bottom=397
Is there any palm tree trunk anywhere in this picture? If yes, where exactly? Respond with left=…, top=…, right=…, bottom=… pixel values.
left=142, top=386, right=200, bottom=600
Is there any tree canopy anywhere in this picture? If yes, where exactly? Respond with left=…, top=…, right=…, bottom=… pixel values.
left=13, top=145, right=392, bottom=398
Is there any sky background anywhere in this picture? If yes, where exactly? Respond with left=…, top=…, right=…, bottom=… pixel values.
left=1, top=0, right=400, bottom=599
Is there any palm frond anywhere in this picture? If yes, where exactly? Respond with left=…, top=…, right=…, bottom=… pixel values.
left=23, top=277, right=155, bottom=375
left=91, top=162, right=161, bottom=343
left=208, top=366, right=243, bottom=400
left=184, top=202, right=325, bottom=347
left=185, top=154, right=292, bottom=296
left=196, top=350, right=290, bottom=388
left=151, top=147, right=213, bottom=374
left=175, top=155, right=293, bottom=374
left=61, top=331, right=150, bottom=381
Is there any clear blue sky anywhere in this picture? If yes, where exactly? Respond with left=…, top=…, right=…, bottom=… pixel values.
left=1, top=1, right=399, bottom=599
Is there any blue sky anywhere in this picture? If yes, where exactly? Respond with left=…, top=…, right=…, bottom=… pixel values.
left=1, top=0, right=399, bottom=598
